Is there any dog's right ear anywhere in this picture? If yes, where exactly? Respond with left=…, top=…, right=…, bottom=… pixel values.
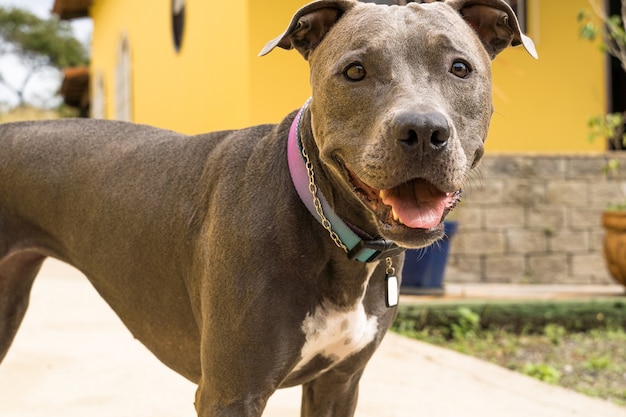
left=259, top=0, right=357, bottom=60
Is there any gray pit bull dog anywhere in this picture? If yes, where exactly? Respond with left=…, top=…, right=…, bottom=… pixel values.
left=0, top=0, right=536, bottom=415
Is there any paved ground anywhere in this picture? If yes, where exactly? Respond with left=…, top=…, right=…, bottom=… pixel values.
left=403, top=281, right=626, bottom=302
left=1, top=259, right=625, bottom=417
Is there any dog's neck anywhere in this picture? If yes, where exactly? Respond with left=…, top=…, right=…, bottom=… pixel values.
left=287, top=99, right=404, bottom=264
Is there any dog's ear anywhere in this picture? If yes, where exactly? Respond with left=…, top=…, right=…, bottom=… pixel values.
left=447, top=0, right=537, bottom=59
left=259, top=0, right=357, bottom=60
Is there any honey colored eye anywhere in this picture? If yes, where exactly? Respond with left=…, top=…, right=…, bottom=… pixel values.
left=344, top=63, right=367, bottom=81
left=450, top=60, right=471, bottom=78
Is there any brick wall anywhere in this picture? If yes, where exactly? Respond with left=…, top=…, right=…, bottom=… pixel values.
left=446, top=153, right=626, bottom=285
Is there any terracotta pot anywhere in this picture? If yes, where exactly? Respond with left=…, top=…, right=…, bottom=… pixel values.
left=602, top=211, right=626, bottom=287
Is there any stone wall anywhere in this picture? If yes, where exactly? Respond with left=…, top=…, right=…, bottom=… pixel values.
left=446, top=153, right=626, bottom=285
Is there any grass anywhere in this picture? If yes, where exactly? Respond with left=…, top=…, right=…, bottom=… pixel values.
left=0, top=105, right=77, bottom=123
left=392, top=299, right=626, bottom=406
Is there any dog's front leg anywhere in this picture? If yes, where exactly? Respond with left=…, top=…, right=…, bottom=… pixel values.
left=194, top=350, right=275, bottom=417
left=193, top=327, right=281, bottom=417
left=191, top=272, right=304, bottom=417
left=194, top=386, right=269, bottom=417
left=300, top=367, right=365, bottom=417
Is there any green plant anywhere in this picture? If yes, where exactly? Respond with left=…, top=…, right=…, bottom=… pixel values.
left=577, top=4, right=626, bottom=69
left=394, top=300, right=626, bottom=335
left=450, top=307, right=480, bottom=340
left=522, top=363, right=562, bottom=384
left=606, top=199, right=626, bottom=211
left=578, top=1, right=626, bottom=209
left=584, top=355, right=612, bottom=371
left=543, top=323, right=566, bottom=345
left=393, top=308, right=626, bottom=406
left=587, top=113, right=625, bottom=150
left=393, top=318, right=419, bottom=338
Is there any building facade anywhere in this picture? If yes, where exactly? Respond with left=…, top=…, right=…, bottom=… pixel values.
left=54, top=0, right=609, bottom=151
left=52, top=0, right=622, bottom=285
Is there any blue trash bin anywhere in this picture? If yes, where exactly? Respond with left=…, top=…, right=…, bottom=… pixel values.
left=401, top=221, right=459, bottom=295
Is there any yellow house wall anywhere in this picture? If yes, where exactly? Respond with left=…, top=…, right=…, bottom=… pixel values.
left=247, top=0, right=609, bottom=152
left=248, top=0, right=312, bottom=126
left=89, top=0, right=608, bottom=152
left=487, top=0, right=607, bottom=152
left=90, top=0, right=250, bottom=134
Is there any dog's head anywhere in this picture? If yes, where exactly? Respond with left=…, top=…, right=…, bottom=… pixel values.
left=261, top=0, right=536, bottom=248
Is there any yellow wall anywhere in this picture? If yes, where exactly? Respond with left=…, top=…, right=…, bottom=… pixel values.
left=487, top=0, right=607, bottom=152
left=90, top=0, right=252, bottom=134
left=90, top=0, right=313, bottom=132
left=89, top=0, right=608, bottom=152
left=248, top=0, right=311, bottom=125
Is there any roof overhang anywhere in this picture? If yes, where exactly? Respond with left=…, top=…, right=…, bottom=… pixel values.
left=52, top=0, right=93, bottom=20
left=60, top=66, right=89, bottom=109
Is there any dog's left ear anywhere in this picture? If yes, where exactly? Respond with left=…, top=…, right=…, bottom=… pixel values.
left=447, top=0, right=538, bottom=59
left=259, top=0, right=357, bottom=60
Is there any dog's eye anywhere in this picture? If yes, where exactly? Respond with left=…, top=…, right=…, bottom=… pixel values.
left=450, top=60, right=471, bottom=79
left=344, top=63, right=367, bottom=81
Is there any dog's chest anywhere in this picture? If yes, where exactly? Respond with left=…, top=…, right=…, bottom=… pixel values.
left=293, top=300, right=379, bottom=373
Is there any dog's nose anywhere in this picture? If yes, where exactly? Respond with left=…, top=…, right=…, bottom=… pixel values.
left=395, top=112, right=450, bottom=152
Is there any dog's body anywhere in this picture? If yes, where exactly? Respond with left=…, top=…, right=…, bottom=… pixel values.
left=0, top=1, right=535, bottom=415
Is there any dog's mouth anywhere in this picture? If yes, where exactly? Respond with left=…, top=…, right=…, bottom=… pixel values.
left=345, top=166, right=462, bottom=230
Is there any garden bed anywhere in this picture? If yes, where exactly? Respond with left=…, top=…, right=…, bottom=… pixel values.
left=392, top=299, right=626, bottom=406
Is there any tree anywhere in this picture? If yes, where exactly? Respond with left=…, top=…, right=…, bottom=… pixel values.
left=0, top=6, right=88, bottom=107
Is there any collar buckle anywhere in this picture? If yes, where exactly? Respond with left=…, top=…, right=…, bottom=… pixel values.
left=347, top=238, right=405, bottom=263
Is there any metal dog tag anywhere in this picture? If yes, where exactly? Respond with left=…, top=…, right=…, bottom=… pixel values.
left=385, top=274, right=399, bottom=308
left=384, top=257, right=399, bottom=308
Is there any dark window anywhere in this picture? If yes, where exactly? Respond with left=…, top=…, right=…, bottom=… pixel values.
left=609, top=0, right=626, bottom=150
left=172, top=0, right=185, bottom=52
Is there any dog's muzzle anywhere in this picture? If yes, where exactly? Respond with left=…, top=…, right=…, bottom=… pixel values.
left=346, top=166, right=462, bottom=230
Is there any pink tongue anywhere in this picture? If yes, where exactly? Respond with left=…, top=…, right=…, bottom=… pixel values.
left=381, top=180, right=449, bottom=229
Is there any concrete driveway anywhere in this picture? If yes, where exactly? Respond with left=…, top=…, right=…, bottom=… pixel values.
left=1, top=259, right=624, bottom=417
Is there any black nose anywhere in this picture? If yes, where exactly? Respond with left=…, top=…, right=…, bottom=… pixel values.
left=395, top=111, right=450, bottom=152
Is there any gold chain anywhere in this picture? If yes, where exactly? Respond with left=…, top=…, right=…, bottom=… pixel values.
left=300, top=145, right=349, bottom=253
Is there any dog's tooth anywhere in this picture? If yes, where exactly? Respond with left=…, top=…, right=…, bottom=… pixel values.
left=391, top=208, right=400, bottom=222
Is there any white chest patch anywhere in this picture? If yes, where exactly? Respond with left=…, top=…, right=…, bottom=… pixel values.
left=294, top=301, right=379, bottom=372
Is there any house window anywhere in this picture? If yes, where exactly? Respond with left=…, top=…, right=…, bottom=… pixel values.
left=115, top=34, right=132, bottom=122
left=172, top=0, right=185, bottom=52
left=609, top=0, right=625, bottom=150
left=91, top=72, right=106, bottom=119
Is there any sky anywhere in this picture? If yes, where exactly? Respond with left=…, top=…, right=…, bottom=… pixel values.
left=0, top=0, right=93, bottom=108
